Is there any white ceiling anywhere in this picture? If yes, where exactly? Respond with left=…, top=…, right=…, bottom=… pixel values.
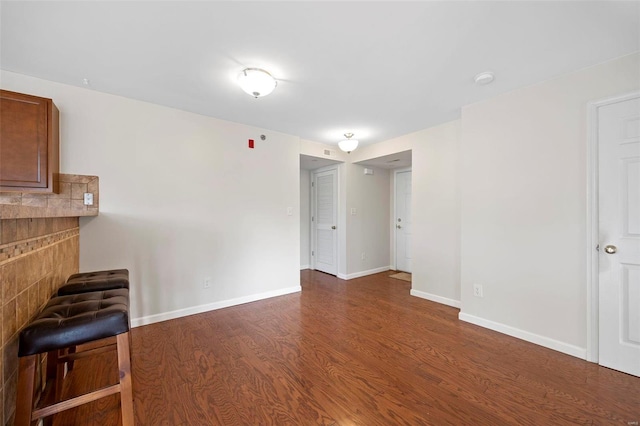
left=1, top=2, right=638, bottom=149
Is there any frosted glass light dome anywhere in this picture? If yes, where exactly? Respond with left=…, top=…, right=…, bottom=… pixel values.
left=338, top=133, right=359, bottom=153
left=237, top=68, right=277, bottom=98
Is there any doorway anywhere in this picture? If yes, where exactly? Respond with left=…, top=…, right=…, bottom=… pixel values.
left=312, top=166, right=339, bottom=275
left=588, top=91, right=640, bottom=377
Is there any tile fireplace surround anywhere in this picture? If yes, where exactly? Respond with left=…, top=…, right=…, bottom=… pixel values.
left=0, top=174, right=99, bottom=425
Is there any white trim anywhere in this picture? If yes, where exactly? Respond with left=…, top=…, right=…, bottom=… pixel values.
left=300, top=264, right=310, bottom=270
left=392, top=167, right=412, bottom=272
left=458, top=312, right=586, bottom=360
left=131, top=286, right=302, bottom=327
left=586, top=98, right=600, bottom=363
left=586, top=91, right=640, bottom=363
left=410, top=289, right=461, bottom=308
left=340, top=266, right=390, bottom=280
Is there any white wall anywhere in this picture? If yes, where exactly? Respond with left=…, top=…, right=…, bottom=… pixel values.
left=412, top=122, right=461, bottom=305
left=1, top=71, right=301, bottom=325
left=300, top=169, right=310, bottom=269
left=352, top=120, right=461, bottom=306
left=344, top=163, right=391, bottom=277
left=300, top=138, right=348, bottom=163
left=459, top=53, right=640, bottom=356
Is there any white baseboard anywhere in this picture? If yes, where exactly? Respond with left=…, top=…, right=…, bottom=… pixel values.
left=131, top=286, right=302, bottom=328
left=300, top=264, right=310, bottom=270
left=410, top=289, right=461, bottom=309
left=340, top=266, right=390, bottom=280
left=458, top=312, right=587, bottom=360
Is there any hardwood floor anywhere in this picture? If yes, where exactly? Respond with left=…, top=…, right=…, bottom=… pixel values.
left=51, top=270, right=639, bottom=425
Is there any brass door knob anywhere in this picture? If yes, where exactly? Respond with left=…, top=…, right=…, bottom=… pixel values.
left=396, top=225, right=402, bottom=229
left=604, top=245, right=617, bottom=254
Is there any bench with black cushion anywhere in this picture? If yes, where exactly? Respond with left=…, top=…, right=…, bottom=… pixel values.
left=15, top=289, right=134, bottom=426
left=58, top=268, right=130, bottom=296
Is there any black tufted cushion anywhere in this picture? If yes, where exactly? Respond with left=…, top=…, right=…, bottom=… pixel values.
left=19, top=289, right=130, bottom=357
left=58, top=269, right=130, bottom=296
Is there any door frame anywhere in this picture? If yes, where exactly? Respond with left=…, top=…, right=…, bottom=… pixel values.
left=586, top=90, right=640, bottom=363
left=392, top=167, right=412, bottom=271
left=310, top=164, right=340, bottom=275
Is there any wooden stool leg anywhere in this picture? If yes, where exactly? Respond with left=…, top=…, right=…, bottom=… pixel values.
left=56, top=352, right=65, bottom=400
left=41, top=352, right=58, bottom=426
left=15, top=355, right=37, bottom=426
left=66, top=345, right=77, bottom=371
left=45, top=350, right=64, bottom=402
left=45, top=351, right=57, bottom=382
left=128, top=331, right=134, bottom=392
left=117, top=332, right=134, bottom=426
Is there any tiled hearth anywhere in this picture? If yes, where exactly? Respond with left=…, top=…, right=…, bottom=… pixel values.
left=0, top=173, right=99, bottom=424
left=0, top=218, right=79, bottom=424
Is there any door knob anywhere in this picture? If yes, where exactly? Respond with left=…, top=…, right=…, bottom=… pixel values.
left=396, top=225, right=402, bottom=229
left=331, top=226, right=336, bottom=230
left=604, top=245, right=617, bottom=254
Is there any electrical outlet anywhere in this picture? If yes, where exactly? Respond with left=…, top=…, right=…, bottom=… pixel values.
left=473, top=284, right=483, bottom=298
left=361, top=252, right=366, bottom=261
left=83, top=192, right=94, bottom=206
left=203, top=278, right=211, bottom=289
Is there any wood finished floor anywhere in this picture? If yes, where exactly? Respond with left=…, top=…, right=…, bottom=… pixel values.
left=51, top=270, right=639, bottom=425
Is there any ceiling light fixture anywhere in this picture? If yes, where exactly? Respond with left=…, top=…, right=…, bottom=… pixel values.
left=338, top=133, right=359, bottom=153
left=237, top=68, right=277, bottom=98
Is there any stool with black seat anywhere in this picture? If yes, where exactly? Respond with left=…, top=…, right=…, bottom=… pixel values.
left=15, top=289, right=134, bottom=426
left=58, top=268, right=130, bottom=296
left=57, top=269, right=131, bottom=372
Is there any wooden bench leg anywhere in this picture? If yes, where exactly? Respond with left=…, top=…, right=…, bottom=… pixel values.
left=117, top=332, right=134, bottom=426
left=15, top=355, right=37, bottom=426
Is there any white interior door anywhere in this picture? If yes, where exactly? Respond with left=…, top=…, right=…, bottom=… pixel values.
left=395, top=170, right=412, bottom=273
left=313, top=168, right=338, bottom=275
left=598, top=95, right=640, bottom=377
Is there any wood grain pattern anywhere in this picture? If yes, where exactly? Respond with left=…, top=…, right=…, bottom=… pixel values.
left=51, top=270, right=640, bottom=425
left=0, top=90, right=59, bottom=193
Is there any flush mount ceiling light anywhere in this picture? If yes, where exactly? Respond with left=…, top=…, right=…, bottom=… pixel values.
left=338, top=133, right=359, bottom=153
left=474, top=71, right=495, bottom=86
left=237, top=68, right=277, bottom=98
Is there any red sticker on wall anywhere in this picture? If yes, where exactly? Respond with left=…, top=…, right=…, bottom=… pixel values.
left=248, top=139, right=254, bottom=149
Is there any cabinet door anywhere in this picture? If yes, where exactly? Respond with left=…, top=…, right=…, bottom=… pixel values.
left=0, top=90, right=59, bottom=192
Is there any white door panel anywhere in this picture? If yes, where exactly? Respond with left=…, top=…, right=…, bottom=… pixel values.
left=598, top=95, right=640, bottom=377
left=395, top=170, right=412, bottom=273
left=313, top=169, right=337, bottom=275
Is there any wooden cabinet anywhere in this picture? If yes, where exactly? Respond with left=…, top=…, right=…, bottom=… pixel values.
left=0, top=90, right=59, bottom=193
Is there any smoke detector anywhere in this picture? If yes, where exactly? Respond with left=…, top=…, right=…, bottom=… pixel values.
left=474, top=71, right=495, bottom=86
